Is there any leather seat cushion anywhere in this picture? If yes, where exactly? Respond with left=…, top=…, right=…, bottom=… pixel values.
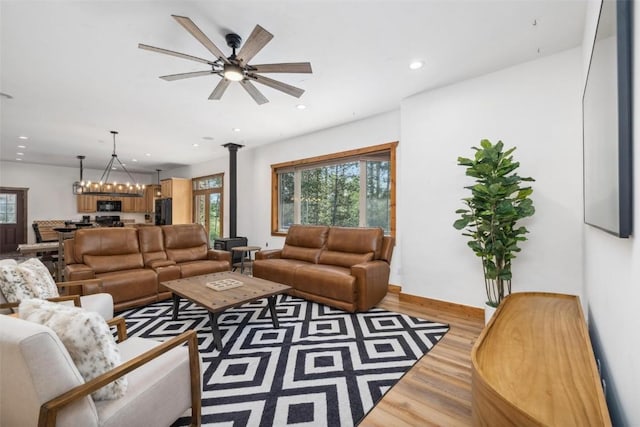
left=252, top=259, right=311, bottom=286
left=165, top=246, right=208, bottom=264
left=293, top=264, right=356, bottom=303
left=179, top=260, right=229, bottom=278
left=95, top=269, right=157, bottom=304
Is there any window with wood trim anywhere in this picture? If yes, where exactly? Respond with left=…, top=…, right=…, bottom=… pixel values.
left=271, top=142, right=397, bottom=236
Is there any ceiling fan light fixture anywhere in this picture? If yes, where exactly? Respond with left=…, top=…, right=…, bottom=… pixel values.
left=224, top=64, right=244, bottom=82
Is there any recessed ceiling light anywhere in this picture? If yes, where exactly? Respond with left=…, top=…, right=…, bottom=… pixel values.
left=16, top=152, right=24, bottom=156
left=232, top=128, right=241, bottom=132
left=18, top=135, right=28, bottom=140
left=296, top=104, right=306, bottom=110
left=145, top=153, right=151, bottom=157
left=192, top=143, right=200, bottom=147
left=202, top=136, right=214, bottom=141
left=15, top=158, right=22, bottom=161
left=17, top=144, right=26, bottom=149
left=409, top=60, right=424, bottom=70
left=131, top=158, right=138, bottom=162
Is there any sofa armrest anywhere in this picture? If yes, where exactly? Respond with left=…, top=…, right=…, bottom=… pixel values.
left=107, top=317, right=128, bottom=342
left=351, top=260, right=391, bottom=311
left=56, top=278, right=103, bottom=296
left=146, top=259, right=176, bottom=269
left=64, top=263, right=95, bottom=282
left=255, top=249, right=282, bottom=260
left=207, top=249, right=232, bottom=264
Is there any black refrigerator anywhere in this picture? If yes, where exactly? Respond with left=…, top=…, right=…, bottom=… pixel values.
left=155, top=198, right=172, bottom=225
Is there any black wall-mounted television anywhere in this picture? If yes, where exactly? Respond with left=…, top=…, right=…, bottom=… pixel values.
left=583, top=0, right=633, bottom=238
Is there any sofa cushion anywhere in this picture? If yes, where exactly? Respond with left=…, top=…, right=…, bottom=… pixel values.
left=0, top=258, right=58, bottom=303
left=95, top=337, right=193, bottom=427
left=325, top=227, right=383, bottom=258
left=281, top=245, right=323, bottom=264
left=85, top=254, right=145, bottom=274
left=75, top=228, right=144, bottom=273
left=95, top=269, right=157, bottom=304
left=162, top=224, right=209, bottom=263
left=19, top=298, right=127, bottom=401
left=253, top=258, right=311, bottom=286
left=318, top=250, right=373, bottom=268
left=166, top=246, right=208, bottom=263
left=284, top=225, right=329, bottom=248
left=178, top=260, right=229, bottom=278
left=279, top=222, right=329, bottom=263
left=138, top=226, right=169, bottom=266
left=293, top=264, right=356, bottom=303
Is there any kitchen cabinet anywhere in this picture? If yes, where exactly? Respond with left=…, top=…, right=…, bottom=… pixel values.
left=161, top=180, right=172, bottom=198
left=122, top=195, right=145, bottom=213
left=160, top=178, right=192, bottom=224
left=145, top=185, right=160, bottom=213
left=77, top=194, right=98, bottom=213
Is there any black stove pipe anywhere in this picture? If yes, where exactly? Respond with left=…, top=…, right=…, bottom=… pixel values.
left=222, top=143, right=243, bottom=238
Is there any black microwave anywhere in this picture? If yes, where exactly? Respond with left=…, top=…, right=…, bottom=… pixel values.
left=97, top=200, right=122, bottom=212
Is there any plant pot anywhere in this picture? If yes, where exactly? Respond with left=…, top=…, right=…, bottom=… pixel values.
left=484, top=303, right=497, bottom=325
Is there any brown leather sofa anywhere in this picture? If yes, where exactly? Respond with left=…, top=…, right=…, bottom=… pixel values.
left=65, top=224, right=231, bottom=311
left=253, top=225, right=395, bottom=312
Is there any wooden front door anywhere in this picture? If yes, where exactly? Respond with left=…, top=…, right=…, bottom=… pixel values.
left=0, top=188, right=28, bottom=253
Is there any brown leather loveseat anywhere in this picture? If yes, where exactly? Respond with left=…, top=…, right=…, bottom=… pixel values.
left=65, top=224, right=230, bottom=311
left=253, top=225, right=394, bottom=312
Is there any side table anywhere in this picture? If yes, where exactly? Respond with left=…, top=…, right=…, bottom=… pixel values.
left=231, top=246, right=261, bottom=274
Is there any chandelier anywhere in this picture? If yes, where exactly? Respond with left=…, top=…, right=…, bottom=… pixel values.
left=72, top=131, right=145, bottom=197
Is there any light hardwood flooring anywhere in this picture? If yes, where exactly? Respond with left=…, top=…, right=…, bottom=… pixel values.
left=360, top=292, right=484, bottom=426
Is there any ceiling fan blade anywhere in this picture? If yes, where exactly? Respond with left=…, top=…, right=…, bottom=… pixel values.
left=209, top=78, right=231, bottom=100
left=159, top=71, right=215, bottom=81
left=251, top=62, right=312, bottom=74
left=138, top=43, right=213, bottom=65
left=248, top=74, right=305, bottom=98
left=236, top=25, right=273, bottom=64
left=240, top=80, right=269, bottom=105
left=172, top=15, right=230, bottom=64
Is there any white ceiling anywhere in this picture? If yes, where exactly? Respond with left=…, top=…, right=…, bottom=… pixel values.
left=0, top=0, right=586, bottom=173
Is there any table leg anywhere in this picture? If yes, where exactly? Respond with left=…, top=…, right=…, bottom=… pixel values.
left=267, top=296, right=280, bottom=328
left=209, top=311, right=223, bottom=351
left=172, top=294, right=180, bottom=321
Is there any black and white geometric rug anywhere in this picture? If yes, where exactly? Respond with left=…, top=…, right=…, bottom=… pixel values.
left=118, top=295, right=449, bottom=427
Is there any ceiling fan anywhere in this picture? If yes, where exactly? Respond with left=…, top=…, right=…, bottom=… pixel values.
left=139, top=15, right=312, bottom=105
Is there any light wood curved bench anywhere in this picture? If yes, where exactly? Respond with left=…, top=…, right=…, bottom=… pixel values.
left=471, top=292, right=611, bottom=426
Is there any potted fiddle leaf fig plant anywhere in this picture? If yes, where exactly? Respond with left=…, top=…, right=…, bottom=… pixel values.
left=453, top=139, right=535, bottom=317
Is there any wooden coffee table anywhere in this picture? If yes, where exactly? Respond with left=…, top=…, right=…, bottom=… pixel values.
left=161, top=271, right=291, bottom=351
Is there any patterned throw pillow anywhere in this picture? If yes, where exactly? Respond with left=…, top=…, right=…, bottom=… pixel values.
left=19, top=298, right=127, bottom=401
left=0, top=258, right=58, bottom=303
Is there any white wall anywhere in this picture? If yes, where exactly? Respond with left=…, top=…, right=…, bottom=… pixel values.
left=399, top=48, right=584, bottom=307
left=582, top=0, right=640, bottom=424
left=0, top=161, right=152, bottom=242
